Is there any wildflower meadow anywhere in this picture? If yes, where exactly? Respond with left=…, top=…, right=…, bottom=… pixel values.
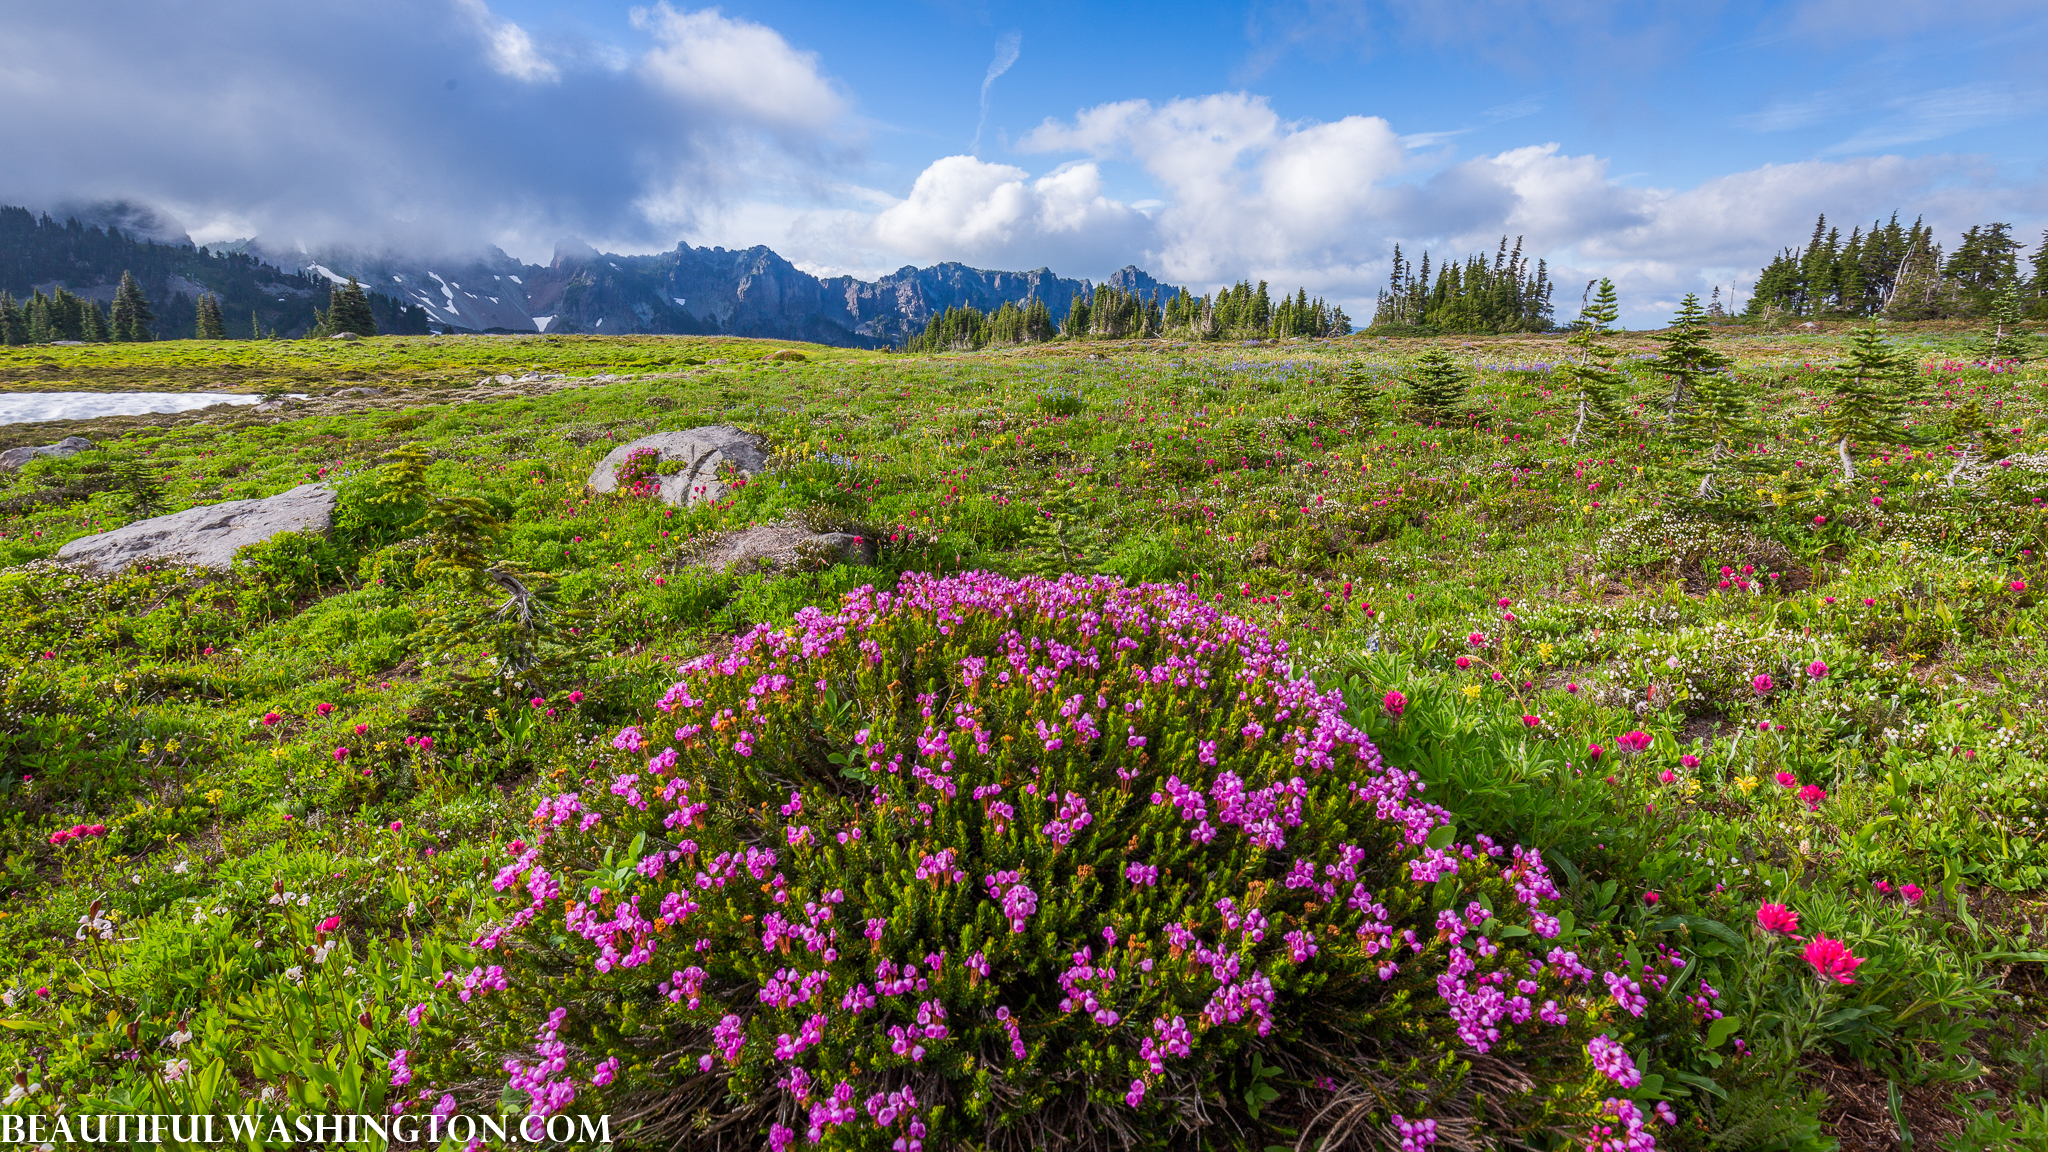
left=0, top=318, right=2045, bottom=1150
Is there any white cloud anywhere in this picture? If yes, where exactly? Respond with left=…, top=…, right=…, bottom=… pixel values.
left=630, top=3, right=845, bottom=135
left=452, top=0, right=558, bottom=83
left=867, top=155, right=1146, bottom=271
left=1018, top=93, right=1408, bottom=283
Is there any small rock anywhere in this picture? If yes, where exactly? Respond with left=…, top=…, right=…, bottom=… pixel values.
left=329, top=331, right=361, bottom=341
left=50, top=340, right=86, bottom=346
left=587, top=426, right=770, bottom=507
left=804, top=532, right=876, bottom=566
left=333, top=386, right=385, bottom=398
left=56, top=483, right=336, bottom=575
left=0, top=435, right=96, bottom=472
left=254, top=397, right=301, bottom=412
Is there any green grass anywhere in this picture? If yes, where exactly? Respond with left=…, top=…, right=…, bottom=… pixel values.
left=0, top=325, right=2044, bottom=1149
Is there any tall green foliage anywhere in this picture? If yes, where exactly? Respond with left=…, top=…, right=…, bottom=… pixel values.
left=318, top=277, right=378, bottom=337
left=1649, top=293, right=1733, bottom=422
left=1402, top=347, right=1468, bottom=419
left=0, top=290, right=22, bottom=345
left=110, top=270, right=155, bottom=341
left=905, top=299, right=1055, bottom=352
left=1371, top=236, right=1553, bottom=333
left=1823, top=323, right=1921, bottom=480
left=1553, top=279, right=1629, bottom=445
left=1748, top=212, right=2035, bottom=321
left=195, top=292, right=226, bottom=340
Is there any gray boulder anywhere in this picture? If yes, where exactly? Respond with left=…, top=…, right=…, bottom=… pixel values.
left=334, top=386, right=385, bottom=398
left=0, top=436, right=96, bottom=472
left=588, top=425, right=770, bottom=507
left=56, top=483, right=336, bottom=575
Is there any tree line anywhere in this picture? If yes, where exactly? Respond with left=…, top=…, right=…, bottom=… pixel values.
left=1746, top=213, right=2048, bottom=322
left=0, top=206, right=429, bottom=343
left=904, top=279, right=1352, bottom=352
left=0, top=272, right=384, bottom=345
left=1369, top=236, right=1555, bottom=334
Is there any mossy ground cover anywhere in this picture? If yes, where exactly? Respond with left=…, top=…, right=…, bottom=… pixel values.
left=0, top=327, right=2045, bottom=1150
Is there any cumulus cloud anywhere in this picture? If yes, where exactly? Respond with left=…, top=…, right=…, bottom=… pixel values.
left=868, top=156, right=1146, bottom=272
left=631, top=3, right=846, bottom=136
left=1017, top=94, right=1408, bottom=283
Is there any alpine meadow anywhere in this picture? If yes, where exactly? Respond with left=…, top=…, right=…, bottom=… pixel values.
left=4, top=1, right=2048, bottom=1149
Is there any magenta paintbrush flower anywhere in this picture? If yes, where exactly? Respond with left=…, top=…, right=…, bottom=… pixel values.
left=1802, top=936, right=1863, bottom=985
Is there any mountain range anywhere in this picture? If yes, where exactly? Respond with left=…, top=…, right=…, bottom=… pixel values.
left=260, top=238, right=1183, bottom=348
left=3, top=201, right=1184, bottom=347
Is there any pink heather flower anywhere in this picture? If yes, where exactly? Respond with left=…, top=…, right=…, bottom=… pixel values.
left=1774, top=771, right=1797, bottom=788
left=1657, top=770, right=1676, bottom=784
left=1798, top=784, right=1827, bottom=811
left=1522, top=715, right=1541, bottom=727
left=1755, top=903, right=1800, bottom=938
left=1901, top=884, right=1924, bottom=904
left=419, top=737, right=433, bottom=751
left=1455, top=656, right=1471, bottom=669
left=1679, top=754, right=1700, bottom=769
left=1874, top=880, right=1893, bottom=895
left=1643, top=891, right=1660, bottom=905
left=355, top=723, right=368, bottom=735
left=1587, top=1035, right=1641, bottom=1088
left=1587, top=743, right=1602, bottom=761
left=1806, top=660, right=1829, bottom=678
left=261, top=712, right=282, bottom=727
left=33, top=987, right=49, bottom=999
left=317, top=915, right=341, bottom=935
left=1382, top=689, right=1408, bottom=718
left=1802, top=936, right=1864, bottom=985
left=1813, top=515, right=1826, bottom=525
left=1124, top=1079, right=1145, bottom=1107
left=333, top=747, right=349, bottom=762
left=1468, top=632, right=1486, bottom=647
left=569, top=690, right=585, bottom=704
left=1863, top=597, right=1875, bottom=607
left=389, top=821, right=403, bottom=831
left=1870, top=495, right=1883, bottom=507
left=1566, top=682, right=1579, bottom=694
left=1615, top=730, right=1652, bottom=755
left=531, top=697, right=546, bottom=709
left=1752, top=673, right=1773, bottom=694
left=2014, top=580, right=2028, bottom=593
left=316, top=702, right=334, bottom=717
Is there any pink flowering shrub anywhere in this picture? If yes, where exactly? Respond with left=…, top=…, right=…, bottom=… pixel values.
left=413, top=574, right=1656, bottom=1147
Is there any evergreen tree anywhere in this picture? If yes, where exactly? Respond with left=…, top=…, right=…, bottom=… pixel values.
left=110, top=270, right=155, bottom=341
left=25, top=291, right=52, bottom=343
left=81, top=297, right=109, bottom=342
left=1822, top=323, right=1921, bottom=480
left=1337, top=362, right=1377, bottom=415
left=1973, top=279, right=2032, bottom=362
left=2029, top=230, right=2048, bottom=320
left=0, top=291, right=22, bottom=345
left=1062, top=294, right=1091, bottom=338
left=1553, top=279, right=1629, bottom=445
left=1403, top=347, right=1468, bottom=420
left=1944, top=223, right=2021, bottom=315
left=1663, top=296, right=1757, bottom=497
left=1648, top=294, right=1733, bottom=422
left=323, top=276, right=377, bottom=337
left=195, top=292, right=226, bottom=340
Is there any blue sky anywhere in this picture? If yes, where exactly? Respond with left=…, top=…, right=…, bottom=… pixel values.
left=2, top=0, right=2043, bottom=322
